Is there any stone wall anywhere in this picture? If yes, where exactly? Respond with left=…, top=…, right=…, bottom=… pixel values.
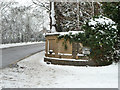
left=44, top=57, right=112, bottom=66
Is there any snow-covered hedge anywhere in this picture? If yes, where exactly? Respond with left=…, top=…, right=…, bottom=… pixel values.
left=82, top=15, right=119, bottom=64
left=58, top=15, right=119, bottom=65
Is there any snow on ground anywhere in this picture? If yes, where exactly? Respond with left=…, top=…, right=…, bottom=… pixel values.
left=0, top=51, right=118, bottom=88
left=0, top=41, right=45, bottom=49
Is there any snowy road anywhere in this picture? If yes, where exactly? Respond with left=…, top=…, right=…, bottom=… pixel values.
left=1, top=43, right=45, bottom=68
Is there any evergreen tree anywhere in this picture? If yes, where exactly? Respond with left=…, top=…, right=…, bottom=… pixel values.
left=102, top=2, right=120, bottom=62
left=102, top=2, right=120, bottom=46
left=82, top=16, right=119, bottom=64
left=102, top=2, right=120, bottom=24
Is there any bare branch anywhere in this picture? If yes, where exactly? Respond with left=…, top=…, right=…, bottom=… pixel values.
left=32, top=0, right=50, bottom=11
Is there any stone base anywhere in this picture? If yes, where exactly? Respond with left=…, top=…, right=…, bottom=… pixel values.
left=44, top=57, right=112, bottom=66
left=44, top=57, right=97, bottom=66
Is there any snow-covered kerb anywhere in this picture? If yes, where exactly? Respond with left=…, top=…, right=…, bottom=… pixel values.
left=0, top=41, right=45, bottom=49
left=45, top=57, right=88, bottom=62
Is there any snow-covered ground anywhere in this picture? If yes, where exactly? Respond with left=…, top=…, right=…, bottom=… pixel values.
left=0, top=41, right=45, bottom=49
left=0, top=51, right=118, bottom=88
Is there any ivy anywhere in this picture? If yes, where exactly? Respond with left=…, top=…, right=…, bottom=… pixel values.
left=58, top=32, right=84, bottom=50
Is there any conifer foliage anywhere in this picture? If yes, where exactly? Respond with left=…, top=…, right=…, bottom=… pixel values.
left=82, top=16, right=119, bottom=64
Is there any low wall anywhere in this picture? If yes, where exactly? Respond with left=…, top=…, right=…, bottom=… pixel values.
left=44, top=57, right=96, bottom=66
left=44, top=57, right=112, bottom=66
left=45, top=54, right=73, bottom=59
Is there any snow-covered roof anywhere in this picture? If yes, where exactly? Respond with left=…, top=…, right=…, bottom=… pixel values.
left=45, top=31, right=84, bottom=36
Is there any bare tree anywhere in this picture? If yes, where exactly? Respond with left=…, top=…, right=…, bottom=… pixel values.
left=1, top=0, right=48, bottom=44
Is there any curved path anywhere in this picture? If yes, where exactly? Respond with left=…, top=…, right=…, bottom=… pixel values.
left=1, top=43, right=45, bottom=68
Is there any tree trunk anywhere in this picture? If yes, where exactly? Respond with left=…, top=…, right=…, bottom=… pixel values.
left=50, top=2, right=52, bottom=32
left=50, top=2, right=56, bottom=33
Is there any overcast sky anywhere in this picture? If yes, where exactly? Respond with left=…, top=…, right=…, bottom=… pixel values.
left=2, top=0, right=50, bottom=30
left=3, top=0, right=50, bottom=6
left=3, top=0, right=33, bottom=6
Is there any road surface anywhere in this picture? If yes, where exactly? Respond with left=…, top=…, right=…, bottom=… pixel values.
left=0, top=43, right=45, bottom=68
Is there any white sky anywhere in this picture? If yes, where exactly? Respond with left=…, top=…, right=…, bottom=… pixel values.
left=15, top=0, right=33, bottom=5
left=3, top=0, right=33, bottom=6
left=3, top=0, right=50, bottom=6
left=2, top=0, right=50, bottom=30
